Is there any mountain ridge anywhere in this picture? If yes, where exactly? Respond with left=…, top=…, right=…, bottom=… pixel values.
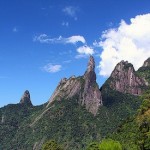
left=0, top=56, right=150, bottom=150
left=47, top=55, right=102, bottom=115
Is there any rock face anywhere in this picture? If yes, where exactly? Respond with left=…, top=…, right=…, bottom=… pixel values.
left=20, top=90, right=33, bottom=106
left=109, top=60, right=147, bottom=95
left=47, top=56, right=102, bottom=115
left=143, top=58, right=150, bottom=67
left=82, top=56, right=102, bottom=115
left=137, top=57, right=150, bottom=85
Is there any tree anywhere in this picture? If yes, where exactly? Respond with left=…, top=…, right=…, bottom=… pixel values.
left=86, top=142, right=99, bottom=150
left=42, top=140, right=63, bottom=150
left=99, top=139, right=122, bottom=150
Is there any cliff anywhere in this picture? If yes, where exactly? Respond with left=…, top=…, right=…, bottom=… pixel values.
left=20, top=90, right=33, bottom=106
left=107, top=60, right=148, bottom=95
left=47, top=56, right=102, bottom=115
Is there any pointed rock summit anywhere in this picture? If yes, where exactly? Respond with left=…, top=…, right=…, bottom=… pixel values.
left=47, top=56, right=102, bottom=115
left=109, top=60, right=147, bottom=95
left=86, top=55, right=95, bottom=72
left=20, top=90, right=32, bottom=106
left=82, top=55, right=102, bottom=115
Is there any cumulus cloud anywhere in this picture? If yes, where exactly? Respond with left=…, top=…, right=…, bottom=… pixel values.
left=67, top=36, right=86, bottom=44
left=76, top=45, right=95, bottom=58
left=62, top=6, right=78, bottom=20
left=33, top=34, right=85, bottom=44
left=43, top=64, right=62, bottom=73
left=97, top=13, right=150, bottom=77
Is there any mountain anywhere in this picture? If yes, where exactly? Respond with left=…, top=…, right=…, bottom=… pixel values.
left=47, top=56, right=102, bottom=115
left=0, top=90, right=45, bottom=150
left=143, top=58, right=150, bottom=67
left=110, top=89, right=150, bottom=149
left=0, top=56, right=149, bottom=150
left=137, top=57, right=150, bottom=84
left=101, top=60, right=148, bottom=96
left=20, top=90, right=33, bottom=106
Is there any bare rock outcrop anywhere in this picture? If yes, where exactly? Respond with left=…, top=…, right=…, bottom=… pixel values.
left=143, top=58, right=150, bottom=67
left=82, top=56, right=102, bottom=115
left=47, top=56, right=102, bottom=115
left=47, top=76, right=82, bottom=106
left=110, top=60, right=147, bottom=95
left=20, top=90, right=33, bottom=106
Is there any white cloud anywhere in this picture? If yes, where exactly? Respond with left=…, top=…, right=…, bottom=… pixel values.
left=62, top=6, right=78, bottom=20
left=77, top=45, right=94, bottom=55
left=97, top=13, right=150, bottom=77
left=33, top=34, right=85, bottom=44
left=66, top=36, right=86, bottom=44
left=43, top=64, right=62, bottom=73
left=76, top=45, right=95, bottom=58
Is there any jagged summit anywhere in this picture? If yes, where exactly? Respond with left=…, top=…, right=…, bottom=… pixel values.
left=85, top=55, right=95, bottom=73
left=47, top=56, right=102, bottom=115
left=143, top=57, right=150, bottom=67
left=84, top=55, right=96, bottom=82
left=137, top=57, right=150, bottom=84
left=20, top=90, right=33, bottom=106
left=108, top=60, right=148, bottom=95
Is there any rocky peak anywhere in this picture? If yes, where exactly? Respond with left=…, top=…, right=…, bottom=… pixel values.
left=137, top=58, right=150, bottom=85
left=86, top=55, right=95, bottom=72
left=84, top=55, right=96, bottom=82
left=82, top=56, right=102, bottom=115
left=47, top=56, right=102, bottom=115
left=143, top=58, right=150, bottom=67
left=20, top=90, right=32, bottom=106
left=109, top=60, right=147, bottom=95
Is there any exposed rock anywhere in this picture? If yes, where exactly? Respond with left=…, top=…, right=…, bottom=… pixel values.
left=33, top=137, right=46, bottom=150
left=46, top=77, right=82, bottom=107
left=82, top=56, right=102, bottom=115
left=109, top=60, right=147, bottom=95
left=47, top=56, right=102, bottom=115
left=143, top=58, right=150, bottom=67
left=1, top=115, right=4, bottom=124
left=20, top=90, right=33, bottom=106
left=137, top=58, right=150, bottom=85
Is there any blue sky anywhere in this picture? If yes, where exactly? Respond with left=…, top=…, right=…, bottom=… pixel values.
left=1, top=0, right=150, bottom=107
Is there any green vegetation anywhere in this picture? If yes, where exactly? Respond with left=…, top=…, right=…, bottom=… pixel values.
left=0, top=103, right=46, bottom=150
left=137, top=65, right=150, bottom=84
left=86, top=139, right=122, bottom=150
left=0, top=89, right=141, bottom=150
left=110, top=89, right=150, bottom=150
left=86, top=142, right=99, bottom=150
left=1, top=62, right=150, bottom=150
left=99, top=139, right=122, bottom=150
left=123, top=62, right=134, bottom=71
left=42, top=140, right=63, bottom=150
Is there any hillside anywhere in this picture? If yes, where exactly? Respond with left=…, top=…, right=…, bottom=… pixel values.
left=110, top=89, right=150, bottom=149
left=0, top=94, right=141, bottom=150
left=0, top=57, right=149, bottom=150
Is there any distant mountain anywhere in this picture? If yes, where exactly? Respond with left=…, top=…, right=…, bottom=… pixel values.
left=0, top=56, right=149, bottom=150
